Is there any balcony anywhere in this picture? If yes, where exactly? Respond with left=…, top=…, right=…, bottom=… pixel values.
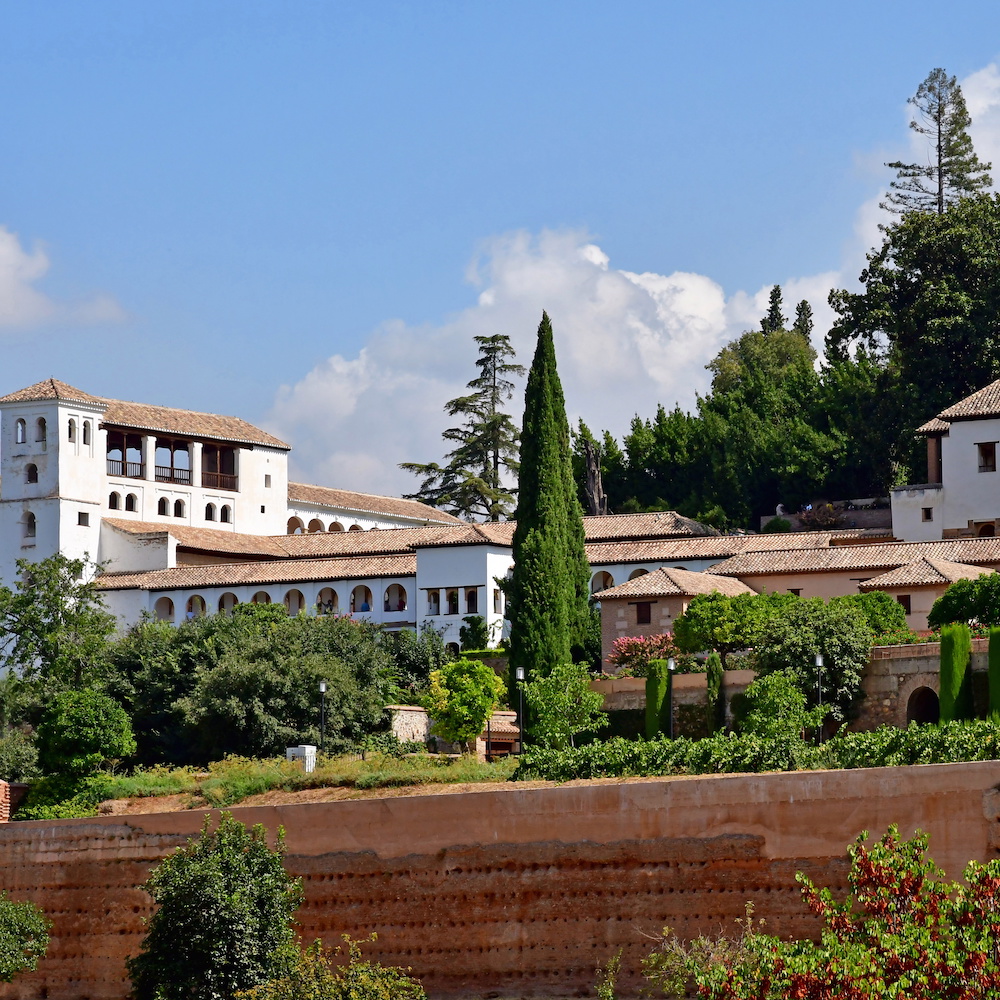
left=107, top=460, right=145, bottom=479
left=201, top=471, right=238, bottom=491
left=155, top=466, right=193, bottom=485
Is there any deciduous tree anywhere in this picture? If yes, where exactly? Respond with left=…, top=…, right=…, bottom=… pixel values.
left=522, top=662, right=606, bottom=748
left=422, top=657, right=504, bottom=750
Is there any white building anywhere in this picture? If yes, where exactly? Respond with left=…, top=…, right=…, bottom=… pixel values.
left=2, top=377, right=908, bottom=650
left=892, top=379, right=1000, bottom=542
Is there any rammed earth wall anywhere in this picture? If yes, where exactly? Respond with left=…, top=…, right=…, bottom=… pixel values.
left=2, top=762, right=1000, bottom=999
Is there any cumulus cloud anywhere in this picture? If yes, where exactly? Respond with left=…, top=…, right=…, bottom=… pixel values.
left=0, top=226, right=125, bottom=328
left=268, top=229, right=841, bottom=497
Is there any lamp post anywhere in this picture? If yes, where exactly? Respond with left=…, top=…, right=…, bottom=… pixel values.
left=814, top=653, right=824, bottom=745
left=319, top=680, right=327, bottom=754
left=666, top=657, right=676, bottom=740
left=515, top=666, right=525, bottom=754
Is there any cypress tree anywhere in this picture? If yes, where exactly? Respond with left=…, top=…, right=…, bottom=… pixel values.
left=989, top=627, right=1000, bottom=722
left=939, top=622, right=973, bottom=722
left=508, top=312, right=590, bottom=681
left=645, top=659, right=672, bottom=739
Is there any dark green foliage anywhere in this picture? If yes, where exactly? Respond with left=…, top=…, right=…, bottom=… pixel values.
left=791, top=299, right=813, bottom=339
left=939, top=622, right=973, bottom=722
left=645, top=660, right=672, bottom=739
left=127, top=812, right=302, bottom=1000
left=400, top=333, right=525, bottom=521
left=883, top=68, right=992, bottom=215
left=751, top=598, right=873, bottom=720
left=0, top=729, right=39, bottom=782
left=990, top=628, right=1000, bottom=722
left=928, top=572, right=1000, bottom=629
left=521, top=662, right=606, bottom=749
left=830, top=591, right=908, bottom=636
left=37, top=689, right=136, bottom=775
left=459, top=615, right=489, bottom=651
left=379, top=626, right=450, bottom=697
left=760, top=284, right=785, bottom=334
left=705, top=652, right=724, bottom=733
left=733, top=672, right=825, bottom=739
left=516, top=719, right=1000, bottom=782
left=0, top=554, right=117, bottom=718
left=0, top=892, right=49, bottom=982
left=761, top=516, right=791, bottom=533
left=109, top=610, right=397, bottom=765
left=508, top=312, right=590, bottom=682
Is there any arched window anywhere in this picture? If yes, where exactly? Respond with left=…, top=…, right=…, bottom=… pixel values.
left=328, top=522, right=344, bottom=532
left=125, top=493, right=138, bottom=512
left=465, top=588, right=478, bottom=614
left=350, top=586, right=373, bottom=613
left=173, top=499, right=185, bottom=518
left=591, top=571, right=614, bottom=594
left=218, top=593, right=239, bottom=616
left=629, top=568, right=650, bottom=580
left=109, top=492, right=121, bottom=510
left=185, top=595, right=207, bottom=620
left=154, top=596, right=175, bottom=622
left=348, top=524, right=362, bottom=532
left=205, top=503, right=216, bottom=521
left=35, top=418, right=46, bottom=444
left=251, top=591, right=272, bottom=604
left=446, top=589, right=459, bottom=615
left=23, top=512, right=36, bottom=538
left=317, top=587, right=339, bottom=615
left=284, top=590, right=305, bottom=615
left=427, top=590, right=440, bottom=615
left=25, top=464, right=38, bottom=485
left=14, top=419, right=25, bottom=445
left=68, top=419, right=77, bottom=443
left=220, top=505, right=232, bottom=523
left=157, top=497, right=169, bottom=516
left=287, top=516, right=304, bottom=535
left=307, top=519, right=324, bottom=533
left=384, top=584, right=407, bottom=613
left=82, top=420, right=91, bottom=446
left=906, top=687, right=940, bottom=725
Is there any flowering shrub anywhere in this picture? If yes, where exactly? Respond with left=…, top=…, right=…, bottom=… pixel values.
left=607, top=633, right=697, bottom=676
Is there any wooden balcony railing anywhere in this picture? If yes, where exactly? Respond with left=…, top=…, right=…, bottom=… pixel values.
left=155, top=466, right=192, bottom=485
left=107, top=460, right=145, bottom=479
left=201, top=471, right=238, bottom=491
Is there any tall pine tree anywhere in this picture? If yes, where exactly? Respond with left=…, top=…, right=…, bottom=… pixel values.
left=508, top=312, right=590, bottom=682
left=882, top=68, right=992, bottom=215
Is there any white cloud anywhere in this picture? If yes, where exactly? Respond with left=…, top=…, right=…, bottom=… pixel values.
left=0, top=226, right=126, bottom=328
left=267, top=229, right=841, bottom=497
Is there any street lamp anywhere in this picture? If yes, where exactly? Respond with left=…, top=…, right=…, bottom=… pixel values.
left=319, top=680, right=327, bottom=754
left=666, top=657, right=676, bottom=740
left=814, top=653, right=824, bottom=745
left=515, top=666, right=525, bottom=754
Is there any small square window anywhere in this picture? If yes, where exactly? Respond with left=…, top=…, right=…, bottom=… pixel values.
left=260, top=505, right=266, bottom=514
left=921, top=507, right=934, bottom=522
left=788, top=588, right=801, bottom=596
left=979, top=442, right=997, bottom=473
left=77, top=512, right=90, bottom=526
left=636, top=602, right=651, bottom=625
left=264, top=475, right=272, bottom=488
left=896, top=594, right=912, bottom=615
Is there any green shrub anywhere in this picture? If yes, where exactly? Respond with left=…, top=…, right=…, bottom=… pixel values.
left=733, top=671, right=825, bottom=739
left=422, top=658, right=504, bottom=748
left=0, top=729, right=39, bottom=782
left=36, top=690, right=136, bottom=775
left=761, top=516, right=791, bottom=533
left=0, top=891, right=49, bottom=983
left=645, top=660, right=672, bottom=739
left=990, top=627, right=1000, bottom=722
left=459, top=615, right=490, bottom=651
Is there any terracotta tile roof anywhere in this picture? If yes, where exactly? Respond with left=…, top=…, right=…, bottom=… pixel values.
left=916, top=417, right=951, bottom=435
left=597, top=567, right=754, bottom=599
left=412, top=522, right=515, bottom=547
left=104, top=519, right=288, bottom=558
left=96, top=553, right=416, bottom=592
left=580, top=512, right=719, bottom=540
left=276, top=525, right=461, bottom=557
left=584, top=530, right=850, bottom=566
left=100, top=398, right=289, bottom=449
left=288, top=482, right=465, bottom=524
left=0, top=378, right=105, bottom=405
left=858, top=557, right=996, bottom=590
left=709, top=538, right=1000, bottom=578
left=937, top=379, right=1000, bottom=422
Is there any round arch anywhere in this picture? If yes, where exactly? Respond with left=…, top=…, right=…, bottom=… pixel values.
left=980, top=523, right=997, bottom=538
left=384, top=584, right=407, bottom=613
left=287, top=516, right=305, bottom=535
left=906, top=686, right=940, bottom=725
left=185, top=595, right=207, bottom=619
left=307, top=518, right=324, bottom=533
left=317, top=587, right=339, bottom=615
left=350, top=585, right=373, bottom=612
left=328, top=522, right=344, bottom=532
left=251, top=590, right=272, bottom=604
left=218, top=593, right=239, bottom=616
left=591, top=571, right=614, bottom=594
left=629, top=568, right=650, bottom=580
left=154, top=596, right=175, bottom=622
left=284, top=589, right=306, bottom=615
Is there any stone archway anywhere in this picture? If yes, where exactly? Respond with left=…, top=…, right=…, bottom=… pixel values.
left=906, top=686, right=940, bottom=725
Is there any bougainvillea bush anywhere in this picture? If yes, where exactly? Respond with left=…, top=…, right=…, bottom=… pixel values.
left=606, top=633, right=697, bottom=676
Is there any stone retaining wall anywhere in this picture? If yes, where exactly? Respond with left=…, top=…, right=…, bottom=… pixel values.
left=2, top=762, right=1000, bottom=999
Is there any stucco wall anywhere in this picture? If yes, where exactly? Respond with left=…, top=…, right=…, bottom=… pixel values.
left=3, top=763, right=1000, bottom=1000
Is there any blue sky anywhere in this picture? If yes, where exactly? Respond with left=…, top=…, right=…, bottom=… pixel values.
left=3, top=2, right=1000, bottom=494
